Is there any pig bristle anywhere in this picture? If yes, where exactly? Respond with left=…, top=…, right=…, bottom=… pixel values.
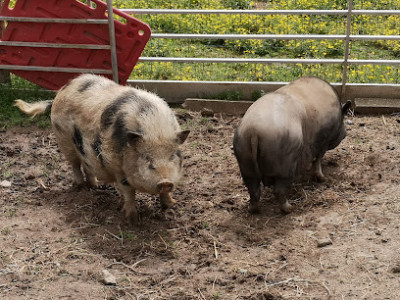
left=91, top=135, right=105, bottom=166
left=112, top=115, right=129, bottom=151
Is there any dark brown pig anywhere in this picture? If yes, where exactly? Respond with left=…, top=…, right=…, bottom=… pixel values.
left=233, top=76, right=351, bottom=214
left=15, top=74, right=189, bottom=223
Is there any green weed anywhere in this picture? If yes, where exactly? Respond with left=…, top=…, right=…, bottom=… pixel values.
left=2, top=170, right=13, bottom=180
left=1, top=227, right=11, bottom=235
left=120, top=231, right=134, bottom=241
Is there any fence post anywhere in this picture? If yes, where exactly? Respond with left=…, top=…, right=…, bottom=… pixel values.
left=0, top=0, right=11, bottom=83
left=340, top=0, right=353, bottom=101
left=106, top=0, right=119, bottom=84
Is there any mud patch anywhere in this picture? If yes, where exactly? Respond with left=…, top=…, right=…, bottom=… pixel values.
left=1, top=112, right=400, bottom=299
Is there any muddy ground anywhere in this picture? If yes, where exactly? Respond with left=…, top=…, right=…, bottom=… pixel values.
left=1, top=110, right=399, bottom=299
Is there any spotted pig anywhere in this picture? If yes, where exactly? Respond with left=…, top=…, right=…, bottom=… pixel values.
left=233, top=76, right=351, bottom=214
left=15, top=74, right=190, bottom=223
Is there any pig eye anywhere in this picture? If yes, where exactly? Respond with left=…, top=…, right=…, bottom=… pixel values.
left=144, top=155, right=155, bottom=170
left=169, top=150, right=181, bottom=161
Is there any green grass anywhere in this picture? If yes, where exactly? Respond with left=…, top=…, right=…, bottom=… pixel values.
left=0, top=76, right=54, bottom=128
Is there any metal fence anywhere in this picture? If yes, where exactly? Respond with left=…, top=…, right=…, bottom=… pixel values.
left=1, top=1, right=400, bottom=103
left=122, top=1, right=400, bottom=102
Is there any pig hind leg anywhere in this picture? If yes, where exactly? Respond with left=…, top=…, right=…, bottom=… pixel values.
left=235, top=149, right=262, bottom=213
left=58, top=144, right=85, bottom=186
left=59, top=145, right=96, bottom=188
left=243, top=177, right=262, bottom=213
left=259, top=153, right=298, bottom=214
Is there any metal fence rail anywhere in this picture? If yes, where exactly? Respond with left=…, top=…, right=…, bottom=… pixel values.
left=123, top=1, right=400, bottom=102
left=121, top=9, right=400, bottom=16
left=1, top=1, right=399, bottom=103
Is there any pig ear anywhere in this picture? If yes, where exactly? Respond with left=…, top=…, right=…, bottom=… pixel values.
left=177, top=130, right=190, bottom=144
left=342, top=100, right=352, bottom=115
left=126, top=131, right=143, bottom=146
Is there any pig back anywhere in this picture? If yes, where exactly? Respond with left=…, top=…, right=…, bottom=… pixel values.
left=277, top=77, right=344, bottom=155
left=50, top=74, right=180, bottom=142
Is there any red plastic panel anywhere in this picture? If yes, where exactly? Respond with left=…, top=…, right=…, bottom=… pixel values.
left=0, top=0, right=151, bottom=90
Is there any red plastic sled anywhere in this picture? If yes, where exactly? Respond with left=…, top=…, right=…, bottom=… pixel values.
left=0, top=0, right=151, bottom=90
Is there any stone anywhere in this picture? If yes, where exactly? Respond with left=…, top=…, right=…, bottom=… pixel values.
left=1, top=180, right=12, bottom=188
left=317, top=238, right=333, bottom=248
left=102, top=269, right=117, bottom=286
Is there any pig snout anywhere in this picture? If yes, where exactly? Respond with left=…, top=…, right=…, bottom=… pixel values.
left=157, top=181, right=174, bottom=193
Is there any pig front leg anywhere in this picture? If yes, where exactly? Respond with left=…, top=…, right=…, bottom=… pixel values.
left=116, top=179, right=138, bottom=224
left=83, top=167, right=98, bottom=188
left=71, top=161, right=85, bottom=186
left=159, top=192, right=176, bottom=209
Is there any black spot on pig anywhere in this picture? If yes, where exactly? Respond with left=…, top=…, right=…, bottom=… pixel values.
left=78, top=79, right=95, bottom=93
left=101, top=91, right=137, bottom=129
left=72, top=126, right=85, bottom=156
left=101, top=91, right=156, bottom=129
left=112, top=114, right=128, bottom=151
left=91, top=135, right=104, bottom=166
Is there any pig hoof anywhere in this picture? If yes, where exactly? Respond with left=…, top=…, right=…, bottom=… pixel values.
left=122, top=206, right=139, bottom=225
left=164, top=208, right=176, bottom=220
left=86, top=180, right=98, bottom=189
left=315, top=174, right=326, bottom=183
left=248, top=203, right=260, bottom=214
left=280, top=202, right=293, bottom=214
left=125, top=212, right=139, bottom=226
left=72, top=183, right=88, bottom=191
left=161, top=199, right=176, bottom=209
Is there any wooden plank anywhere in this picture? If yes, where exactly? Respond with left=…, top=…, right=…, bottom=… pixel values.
left=354, top=98, right=400, bottom=114
left=183, top=98, right=400, bottom=115
left=183, top=98, right=253, bottom=115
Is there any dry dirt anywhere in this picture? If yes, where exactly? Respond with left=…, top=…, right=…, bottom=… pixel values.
left=1, top=110, right=400, bottom=300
